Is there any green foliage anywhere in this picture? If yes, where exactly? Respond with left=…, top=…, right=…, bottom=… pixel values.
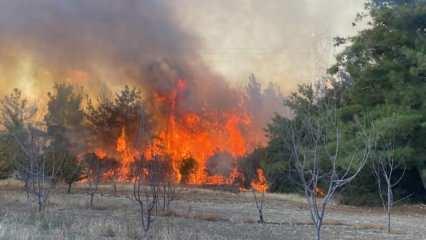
left=0, top=133, right=13, bottom=178
left=238, top=147, right=266, bottom=189
left=45, top=82, right=84, bottom=149
left=339, top=168, right=381, bottom=206
left=86, top=85, right=152, bottom=151
left=264, top=115, right=300, bottom=193
left=0, top=88, right=36, bottom=179
left=44, top=82, right=85, bottom=188
left=329, top=2, right=426, bottom=201
left=83, top=153, right=114, bottom=180
left=371, top=0, right=421, bottom=8
left=0, top=88, right=37, bottom=132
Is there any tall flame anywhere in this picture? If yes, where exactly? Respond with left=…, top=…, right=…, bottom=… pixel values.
left=251, top=169, right=268, bottom=193
left=89, top=78, right=261, bottom=185
left=116, top=127, right=137, bottom=179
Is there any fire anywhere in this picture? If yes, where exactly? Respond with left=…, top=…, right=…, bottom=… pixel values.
left=315, top=187, right=325, bottom=198
left=88, top=78, right=263, bottom=186
left=251, top=169, right=268, bottom=193
left=116, top=127, right=137, bottom=179
left=94, top=148, right=107, bottom=159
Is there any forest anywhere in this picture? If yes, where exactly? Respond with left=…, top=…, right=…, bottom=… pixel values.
left=0, top=1, right=425, bottom=240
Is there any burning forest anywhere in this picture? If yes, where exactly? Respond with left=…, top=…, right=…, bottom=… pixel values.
left=4, top=1, right=422, bottom=240
left=0, top=0, right=284, bottom=187
left=83, top=77, right=276, bottom=187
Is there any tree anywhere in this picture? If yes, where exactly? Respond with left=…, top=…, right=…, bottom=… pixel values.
left=83, top=153, right=114, bottom=208
left=330, top=1, right=426, bottom=199
left=12, top=124, right=54, bottom=212
left=0, top=133, right=14, bottom=179
left=179, top=157, right=198, bottom=184
left=238, top=147, right=265, bottom=189
left=272, top=82, right=373, bottom=240
left=371, top=0, right=420, bottom=8
left=0, top=89, right=37, bottom=193
left=44, top=82, right=85, bottom=190
left=86, top=86, right=152, bottom=182
left=86, top=86, right=152, bottom=153
left=131, top=156, right=160, bottom=238
left=372, top=141, right=407, bottom=233
left=250, top=169, right=268, bottom=224
left=62, top=154, right=84, bottom=194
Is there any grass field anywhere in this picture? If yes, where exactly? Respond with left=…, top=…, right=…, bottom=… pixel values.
left=0, top=180, right=425, bottom=240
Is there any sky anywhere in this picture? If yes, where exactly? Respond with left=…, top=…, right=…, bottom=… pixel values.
left=173, top=0, right=366, bottom=92
left=0, top=0, right=366, bottom=97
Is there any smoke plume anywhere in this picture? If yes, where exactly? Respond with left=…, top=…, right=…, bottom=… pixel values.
left=0, top=0, right=240, bottom=114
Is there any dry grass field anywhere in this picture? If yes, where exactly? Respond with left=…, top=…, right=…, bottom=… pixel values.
left=0, top=180, right=425, bottom=240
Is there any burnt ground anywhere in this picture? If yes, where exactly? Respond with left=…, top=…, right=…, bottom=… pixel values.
left=0, top=181, right=425, bottom=240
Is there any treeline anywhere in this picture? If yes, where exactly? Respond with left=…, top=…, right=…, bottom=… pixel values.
left=0, top=84, right=155, bottom=193
left=0, top=76, right=282, bottom=194
left=240, top=0, right=426, bottom=205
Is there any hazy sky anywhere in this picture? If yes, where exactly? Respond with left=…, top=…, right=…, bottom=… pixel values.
left=173, top=0, right=366, bottom=92
left=0, top=0, right=366, bottom=97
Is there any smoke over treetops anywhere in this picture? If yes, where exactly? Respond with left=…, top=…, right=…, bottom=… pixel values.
left=0, top=0, right=236, bottom=112
left=0, top=0, right=362, bottom=183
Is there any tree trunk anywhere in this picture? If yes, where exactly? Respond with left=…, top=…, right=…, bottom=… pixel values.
left=258, top=208, right=264, bottom=224
left=67, top=183, right=72, bottom=194
left=387, top=184, right=392, bottom=233
left=163, top=186, right=167, bottom=210
left=112, top=181, right=117, bottom=195
left=315, top=226, right=321, bottom=240
left=90, top=193, right=95, bottom=208
left=37, top=194, right=43, bottom=212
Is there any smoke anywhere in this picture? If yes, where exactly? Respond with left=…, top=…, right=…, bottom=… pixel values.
left=0, top=0, right=240, bottom=114
left=173, top=0, right=365, bottom=92
left=0, top=0, right=362, bottom=149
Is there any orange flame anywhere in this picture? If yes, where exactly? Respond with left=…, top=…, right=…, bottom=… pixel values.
left=315, top=187, right=325, bottom=198
left=90, top=78, right=262, bottom=185
left=94, top=148, right=107, bottom=159
left=251, top=169, right=268, bottom=193
left=116, top=127, right=137, bottom=179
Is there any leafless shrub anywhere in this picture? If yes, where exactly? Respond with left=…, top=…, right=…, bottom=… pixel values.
left=252, top=190, right=265, bottom=224
left=83, top=153, right=114, bottom=208
left=12, top=125, right=54, bottom=212
left=161, top=181, right=177, bottom=212
left=131, top=157, right=160, bottom=238
left=251, top=169, right=268, bottom=224
left=286, top=101, right=373, bottom=240
left=372, top=141, right=406, bottom=234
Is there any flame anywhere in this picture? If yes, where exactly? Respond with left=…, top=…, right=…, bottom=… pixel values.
left=251, top=169, right=268, bottom=193
left=95, top=148, right=107, bottom=159
left=89, top=78, right=261, bottom=185
left=116, top=127, right=137, bottom=179
left=315, top=187, right=325, bottom=198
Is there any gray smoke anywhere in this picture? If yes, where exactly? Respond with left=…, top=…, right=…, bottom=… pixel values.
left=0, top=0, right=240, bottom=113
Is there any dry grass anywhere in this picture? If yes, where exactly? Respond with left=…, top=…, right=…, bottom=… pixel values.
left=0, top=179, right=425, bottom=240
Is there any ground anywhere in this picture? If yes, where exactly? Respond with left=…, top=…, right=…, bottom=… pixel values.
left=0, top=180, right=425, bottom=240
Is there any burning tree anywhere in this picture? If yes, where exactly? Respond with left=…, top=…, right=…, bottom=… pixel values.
left=179, top=156, right=198, bottom=184
left=251, top=168, right=268, bottom=224
left=86, top=86, right=152, bottom=181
